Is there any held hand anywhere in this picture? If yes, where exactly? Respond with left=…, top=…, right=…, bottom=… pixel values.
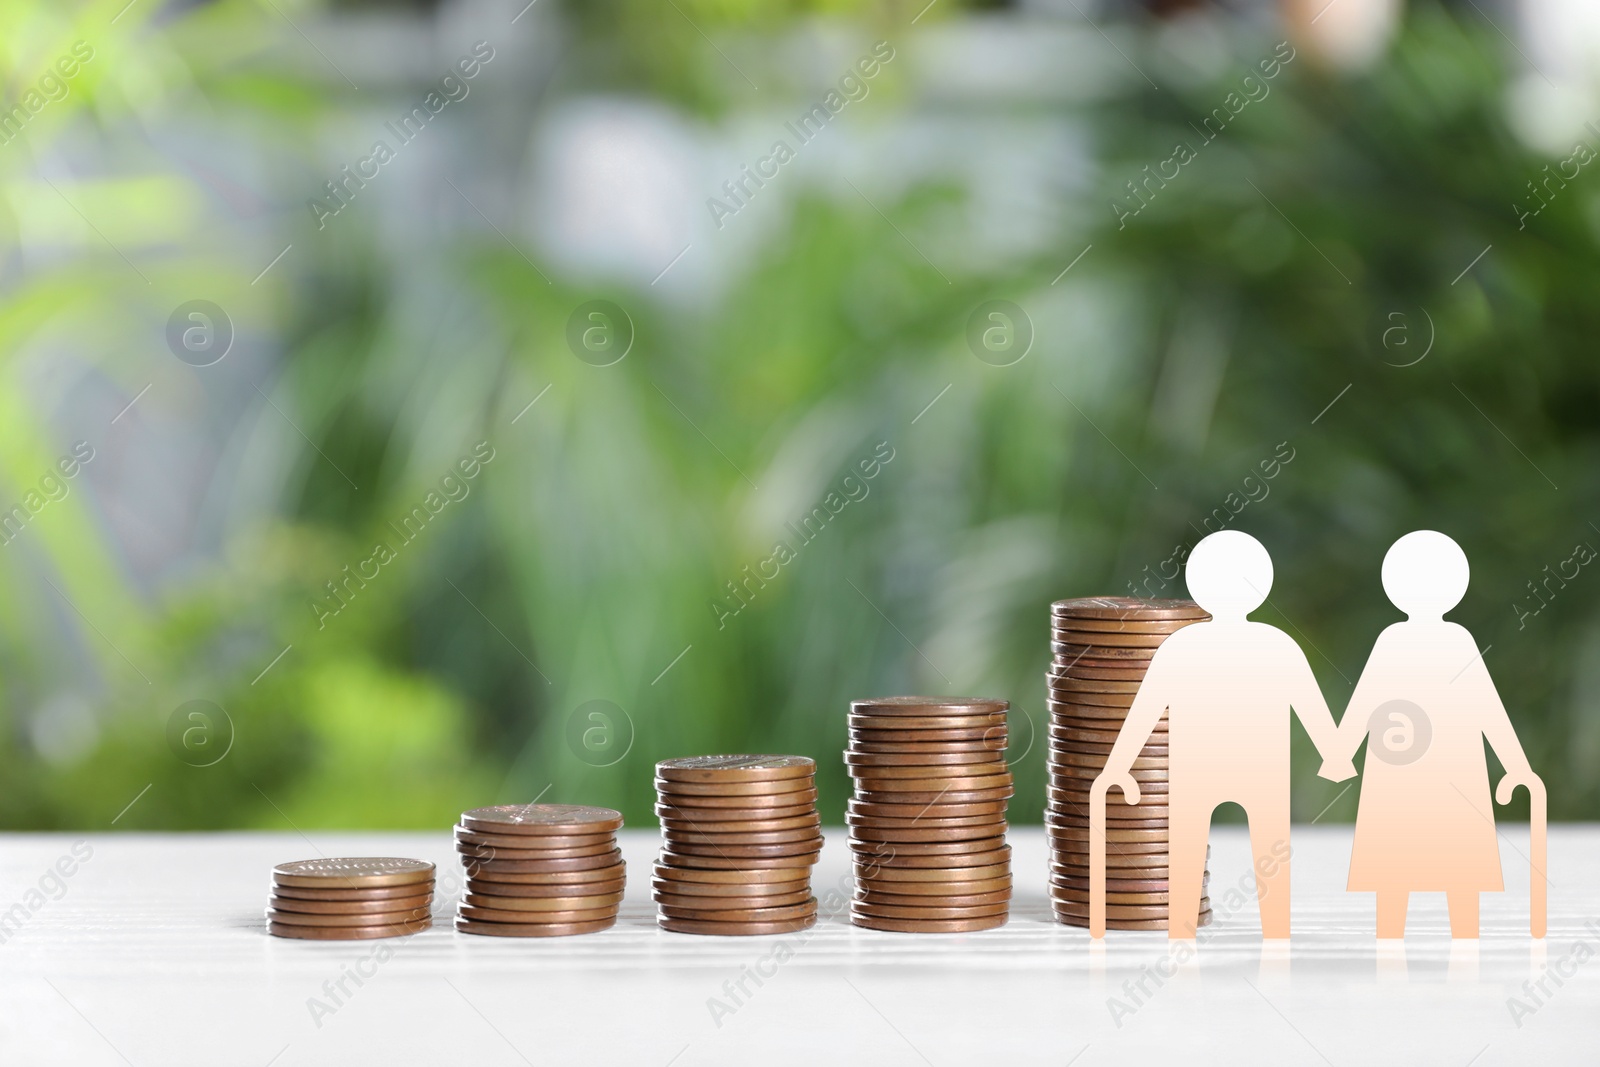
left=1317, top=757, right=1358, bottom=783
left=1094, top=771, right=1141, bottom=806
left=1496, top=768, right=1545, bottom=806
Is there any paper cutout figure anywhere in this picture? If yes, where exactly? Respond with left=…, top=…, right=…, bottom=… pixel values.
left=1091, top=531, right=1353, bottom=939
left=1330, top=530, right=1546, bottom=938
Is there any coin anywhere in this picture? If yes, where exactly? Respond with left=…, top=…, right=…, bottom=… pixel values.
left=457, top=904, right=617, bottom=924
left=656, top=850, right=818, bottom=870
left=653, top=864, right=809, bottom=884
left=849, top=913, right=1007, bottom=933
left=655, top=755, right=816, bottom=782
left=269, top=919, right=431, bottom=940
left=851, top=901, right=1009, bottom=920
left=849, top=727, right=1000, bottom=743
left=847, top=714, right=1007, bottom=731
left=1051, top=597, right=1208, bottom=619
left=849, top=740, right=1006, bottom=754
left=464, top=877, right=626, bottom=897
left=656, top=899, right=817, bottom=923
left=1048, top=887, right=1171, bottom=905
left=650, top=877, right=809, bottom=897
left=1046, top=676, right=1144, bottom=694
left=271, top=882, right=437, bottom=902
left=855, top=876, right=1012, bottom=896
left=654, top=776, right=815, bottom=797
left=1044, top=826, right=1170, bottom=844
left=1050, top=873, right=1197, bottom=892
left=458, top=840, right=618, bottom=861
left=855, top=888, right=1012, bottom=907
left=1055, top=913, right=1212, bottom=932
left=1049, top=750, right=1167, bottom=770
left=658, top=813, right=820, bottom=833
left=1052, top=617, right=1196, bottom=633
left=864, top=862, right=1010, bottom=882
left=272, top=858, right=435, bottom=890
left=269, top=894, right=432, bottom=915
left=456, top=917, right=616, bottom=937
left=846, top=761, right=1010, bottom=779
left=1049, top=900, right=1191, bottom=921
left=653, top=889, right=815, bottom=910
left=459, top=805, right=623, bottom=836
left=663, top=826, right=821, bottom=846
left=463, top=892, right=625, bottom=911
left=845, top=823, right=1005, bottom=844
left=661, top=839, right=822, bottom=859
left=854, top=848, right=1011, bottom=870
left=1045, top=688, right=1138, bottom=708
left=850, top=837, right=1009, bottom=857
left=654, top=788, right=819, bottom=809
left=845, top=811, right=1003, bottom=829
left=267, top=906, right=433, bottom=927
left=844, top=751, right=1006, bottom=767
left=657, top=916, right=816, bottom=936
left=468, top=862, right=627, bottom=885
left=1050, top=853, right=1171, bottom=872
left=464, top=849, right=622, bottom=873
left=851, top=773, right=1013, bottom=793
left=859, top=787, right=1014, bottom=805
left=454, top=828, right=616, bottom=850
left=1048, top=664, right=1150, bottom=682
left=655, top=802, right=816, bottom=822
left=1047, top=838, right=1169, bottom=856
left=851, top=696, right=1009, bottom=715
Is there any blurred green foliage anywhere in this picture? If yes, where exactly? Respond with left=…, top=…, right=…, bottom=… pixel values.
left=0, top=0, right=1595, bottom=832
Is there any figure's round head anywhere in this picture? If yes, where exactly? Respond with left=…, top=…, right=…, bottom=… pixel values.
left=1382, top=530, right=1468, bottom=619
left=1184, top=531, right=1273, bottom=619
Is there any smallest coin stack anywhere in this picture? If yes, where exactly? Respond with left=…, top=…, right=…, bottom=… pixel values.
left=268, top=858, right=435, bottom=940
left=654, top=756, right=820, bottom=935
left=455, top=804, right=626, bottom=937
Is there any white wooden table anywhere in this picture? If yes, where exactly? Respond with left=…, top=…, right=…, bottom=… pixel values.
left=0, top=827, right=1589, bottom=1065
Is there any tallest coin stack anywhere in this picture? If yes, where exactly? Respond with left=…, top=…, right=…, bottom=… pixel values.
left=1046, top=597, right=1213, bottom=931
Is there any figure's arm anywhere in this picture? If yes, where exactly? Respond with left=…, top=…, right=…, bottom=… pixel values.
left=1458, top=648, right=1542, bottom=804
left=1331, top=645, right=1384, bottom=766
left=1091, top=649, right=1173, bottom=805
left=1285, top=640, right=1356, bottom=782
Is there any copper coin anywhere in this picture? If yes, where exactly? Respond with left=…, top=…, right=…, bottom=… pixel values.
left=1052, top=655, right=1154, bottom=672
left=463, top=891, right=625, bottom=911
left=1052, top=616, right=1197, bottom=633
left=1050, top=854, right=1170, bottom=872
left=663, top=826, right=821, bottom=846
left=468, top=862, right=627, bottom=885
left=454, top=827, right=616, bottom=850
left=267, top=906, right=432, bottom=927
left=847, top=761, right=1010, bottom=780
left=1048, top=782, right=1169, bottom=801
left=654, top=776, right=815, bottom=798
left=845, top=812, right=1004, bottom=829
left=464, top=849, right=622, bottom=873
left=1052, top=863, right=1173, bottom=882
left=852, top=773, right=1013, bottom=793
left=848, top=713, right=1007, bottom=731
left=851, top=901, right=1008, bottom=920
left=1049, top=768, right=1169, bottom=786
left=846, top=799, right=1008, bottom=819
left=1048, top=837, right=1168, bottom=856
left=857, top=787, right=1014, bottom=805
left=271, top=882, right=437, bottom=902
left=655, top=802, right=816, bottom=822
left=849, top=836, right=1007, bottom=856
left=1051, top=597, right=1207, bottom=619
left=651, top=877, right=809, bottom=897
left=272, top=858, right=435, bottom=890
left=855, top=849, right=1010, bottom=870
left=655, top=755, right=816, bottom=783
left=1050, top=715, right=1166, bottom=733
left=662, top=839, right=822, bottom=859
left=1044, top=700, right=1143, bottom=721
left=1049, top=887, right=1171, bottom=905
left=1049, top=733, right=1168, bottom=752
left=1052, top=631, right=1172, bottom=650
left=855, top=888, right=1012, bottom=907
left=1049, top=900, right=1187, bottom=921
left=855, top=876, right=1012, bottom=896
left=865, top=862, right=1010, bottom=882
left=657, top=899, right=817, bottom=922
left=464, top=877, right=626, bottom=897
left=846, top=824, right=1005, bottom=844
left=849, top=727, right=1001, bottom=743
left=458, top=903, right=616, bottom=924
left=658, top=813, right=820, bottom=834
left=653, top=889, right=815, bottom=910
left=1051, top=879, right=1181, bottom=896
left=269, top=919, right=431, bottom=940
left=850, top=913, right=1007, bottom=933
left=1045, top=688, right=1138, bottom=708
left=1046, top=826, right=1170, bottom=844
left=652, top=863, right=812, bottom=884
left=269, top=894, right=432, bottom=915
left=1047, top=676, right=1144, bottom=694
left=851, top=696, right=1008, bottom=715
left=1048, top=664, right=1150, bottom=683
left=458, top=840, right=618, bottom=861
left=845, top=750, right=1007, bottom=768
left=456, top=916, right=616, bottom=937
left=657, top=850, right=818, bottom=870
left=656, top=788, right=819, bottom=809
left=1045, top=812, right=1171, bottom=830
left=1052, top=641, right=1156, bottom=660
left=850, top=739, right=1006, bottom=755
left=459, top=804, right=623, bottom=836
left=1054, top=914, right=1211, bottom=931
left=1049, top=752, right=1168, bottom=771
left=657, top=915, right=816, bottom=936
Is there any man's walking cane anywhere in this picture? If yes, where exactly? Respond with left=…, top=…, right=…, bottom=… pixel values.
left=1090, top=777, right=1109, bottom=938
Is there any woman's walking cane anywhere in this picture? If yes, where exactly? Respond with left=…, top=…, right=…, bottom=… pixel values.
left=1530, top=777, right=1547, bottom=939
left=1090, top=777, right=1109, bottom=938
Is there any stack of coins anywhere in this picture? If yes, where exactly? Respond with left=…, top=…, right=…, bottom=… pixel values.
left=1047, top=597, right=1212, bottom=931
left=846, top=697, right=1013, bottom=933
left=653, top=756, right=820, bottom=935
left=453, top=805, right=625, bottom=937
left=267, top=858, right=435, bottom=940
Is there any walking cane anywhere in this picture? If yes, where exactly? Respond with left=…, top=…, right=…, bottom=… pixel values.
left=1090, top=777, right=1109, bottom=938
left=1530, top=777, right=1547, bottom=939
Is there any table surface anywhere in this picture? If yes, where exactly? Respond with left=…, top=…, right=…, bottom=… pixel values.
left=0, top=826, right=1590, bottom=1066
